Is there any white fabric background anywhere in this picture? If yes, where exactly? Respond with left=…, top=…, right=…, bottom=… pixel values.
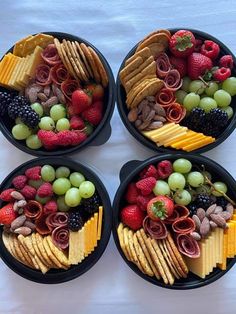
left=0, top=0, right=236, bottom=313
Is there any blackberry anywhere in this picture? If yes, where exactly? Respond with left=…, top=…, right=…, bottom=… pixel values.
left=207, top=108, right=228, bottom=128
left=0, top=91, right=14, bottom=116
left=68, top=212, right=84, bottom=231
left=181, top=108, right=206, bottom=131
left=195, top=193, right=212, bottom=210
left=188, top=203, right=198, bottom=216
left=81, top=193, right=100, bottom=214
left=216, top=196, right=228, bottom=210
left=202, top=123, right=221, bottom=138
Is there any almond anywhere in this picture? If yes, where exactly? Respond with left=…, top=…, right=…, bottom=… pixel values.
left=210, top=221, right=218, bottom=229
left=200, top=217, right=210, bottom=237
left=190, top=232, right=201, bottom=241
left=197, top=208, right=205, bottom=221
left=17, top=200, right=27, bottom=208
left=226, top=203, right=234, bottom=216
left=210, top=214, right=227, bottom=228
left=14, top=226, right=32, bottom=236
left=11, top=215, right=26, bottom=230
left=24, top=220, right=36, bottom=230
left=192, top=214, right=201, bottom=231
left=128, top=108, right=138, bottom=122
left=214, top=206, right=223, bottom=214
left=10, top=191, right=25, bottom=201
left=219, top=211, right=232, bottom=221
left=206, top=204, right=217, bottom=218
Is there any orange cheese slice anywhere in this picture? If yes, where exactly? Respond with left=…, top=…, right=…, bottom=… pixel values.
left=183, top=137, right=215, bottom=152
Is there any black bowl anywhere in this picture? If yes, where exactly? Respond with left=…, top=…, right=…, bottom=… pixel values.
left=113, top=153, right=236, bottom=289
left=116, top=28, right=236, bottom=154
left=0, top=32, right=115, bottom=156
left=0, top=157, right=112, bottom=284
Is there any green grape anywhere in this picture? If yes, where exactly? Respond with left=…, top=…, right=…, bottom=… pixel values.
left=212, top=181, right=228, bottom=196
left=39, top=117, right=55, bottom=130
left=189, top=80, right=205, bottom=95
left=41, top=165, right=56, bottom=182
left=57, top=196, right=70, bottom=211
left=35, top=195, right=51, bottom=205
left=55, top=166, right=70, bottom=178
left=182, top=76, right=191, bottom=92
left=53, top=178, right=71, bottom=195
left=221, top=106, right=233, bottom=119
left=183, top=93, right=200, bottom=111
left=214, top=89, right=231, bottom=107
left=28, top=179, right=44, bottom=189
left=222, top=77, right=236, bottom=96
left=65, top=188, right=81, bottom=207
left=26, top=134, right=42, bottom=149
left=187, top=171, right=204, bottom=187
left=12, top=124, right=32, bottom=140
left=70, top=172, right=85, bottom=187
left=175, top=90, right=187, bottom=104
left=205, top=82, right=219, bottom=97
left=31, top=102, right=44, bottom=117
left=50, top=104, right=66, bottom=121
left=56, top=118, right=70, bottom=131
left=79, top=181, right=95, bottom=198
left=196, top=185, right=211, bottom=195
left=153, top=180, right=170, bottom=196
left=15, top=117, right=23, bottom=124
left=199, top=97, right=217, bottom=113
left=173, top=158, right=192, bottom=173
left=174, top=190, right=191, bottom=205
left=84, top=122, right=94, bottom=136
left=168, top=173, right=186, bottom=191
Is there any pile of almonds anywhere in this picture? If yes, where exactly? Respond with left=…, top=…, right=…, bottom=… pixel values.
left=128, top=96, right=167, bottom=131
left=191, top=202, right=234, bottom=240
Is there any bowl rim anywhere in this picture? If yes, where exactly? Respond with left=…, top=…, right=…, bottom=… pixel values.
left=116, top=28, right=236, bottom=154
left=0, top=31, right=116, bottom=157
left=0, top=156, right=112, bottom=284
left=112, top=153, right=236, bottom=289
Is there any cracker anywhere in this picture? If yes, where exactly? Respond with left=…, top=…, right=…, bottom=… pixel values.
left=139, top=30, right=171, bottom=48
left=36, top=233, right=55, bottom=269
left=2, top=232, right=13, bottom=255
left=43, top=236, right=67, bottom=269
left=126, top=77, right=156, bottom=105
left=18, top=242, right=34, bottom=268
left=13, top=35, right=33, bottom=57
left=18, top=235, right=39, bottom=270
left=80, top=43, right=100, bottom=82
left=137, top=33, right=169, bottom=52
left=127, top=230, right=144, bottom=273
left=133, top=233, right=154, bottom=276
left=117, top=223, right=131, bottom=261
left=61, top=42, right=78, bottom=79
left=123, top=227, right=132, bottom=261
left=68, top=41, right=90, bottom=79
left=62, top=39, right=82, bottom=81
left=119, top=56, right=143, bottom=81
left=47, top=236, right=70, bottom=267
left=137, top=230, right=160, bottom=279
left=13, top=236, right=28, bottom=266
left=125, top=47, right=151, bottom=66
left=147, top=43, right=165, bottom=58
left=162, top=239, right=184, bottom=278
left=74, top=42, right=93, bottom=78
left=54, top=38, right=68, bottom=71
left=88, top=46, right=108, bottom=87
left=123, top=55, right=154, bottom=84
left=159, top=240, right=180, bottom=279
left=8, top=234, right=18, bottom=260
left=31, top=233, right=51, bottom=268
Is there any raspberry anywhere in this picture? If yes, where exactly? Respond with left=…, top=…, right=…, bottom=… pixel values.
left=157, top=160, right=173, bottom=179
left=125, top=183, right=139, bottom=204
left=20, top=185, right=36, bottom=199
left=44, top=200, right=57, bottom=215
left=219, top=55, right=234, bottom=69
left=12, top=175, right=27, bottom=189
left=37, top=130, right=59, bottom=149
left=70, top=116, right=85, bottom=130
left=200, top=40, right=220, bottom=60
left=0, top=188, right=15, bottom=202
left=139, top=165, right=159, bottom=179
left=70, top=131, right=87, bottom=146
left=37, top=183, right=53, bottom=198
left=213, top=67, right=231, bottom=82
left=25, top=166, right=41, bottom=180
left=136, top=177, right=156, bottom=196
left=57, top=130, right=87, bottom=146
left=136, top=194, right=154, bottom=211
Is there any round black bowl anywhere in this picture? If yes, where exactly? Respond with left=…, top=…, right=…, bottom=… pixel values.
left=0, top=32, right=115, bottom=157
left=116, top=28, right=236, bottom=154
left=113, top=153, right=236, bottom=289
left=0, top=157, right=112, bottom=284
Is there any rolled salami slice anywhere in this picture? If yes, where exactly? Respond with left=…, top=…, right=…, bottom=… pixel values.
left=61, top=79, right=80, bottom=100
left=156, top=53, right=171, bottom=78
left=172, top=217, right=195, bottom=234
left=163, top=209, right=179, bottom=224
left=35, top=214, right=51, bottom=235
left=35, top=64, right=52, bottom=86
left=174, top=205, right=189, bottom=218
left=24, top=200, right=43, bottom=220
left=166, top=102, right=186, bottom=123
left=41, top=44, right=61, bottom=66
left=50, top=63, right=70, bottom=85
left=156, top=88, right=176, bottom=107
left=164, top=69, right=183, bottom=91
left=52, top=226, right=69, bottom=250
left=176, top=234, right=200, bottom=258
left=143, top=216, right=167, bottom=239
left=46, top=212, right=68, bottom=231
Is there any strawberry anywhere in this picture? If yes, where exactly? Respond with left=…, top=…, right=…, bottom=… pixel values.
left=200, top=40, right=220, bottom=60
left=136, top=177, right=156, bottom=196
left=219, top=55, right=234, bottom=69
left=71, top=89, right=92, bottom=114
left=194, top=39, right=203, bottom=52
left=70, top=116, right=85, bottom=130
left=169, top=56, right=187, bottom=77
left=0, top=189, right=15, bottom=202
left=120, top=204, right=145, bottom=230
left=86, top=83, right=104, bottom=101
left=147, top=196, right=174, bottom=221
left=136, top=194, right=155, bottom=211
left=139, top=165, right=159, bottom=179
left=157, top=160, right=173, bottom=179
left=0, top=203, right=17, bottom=225
left=169, top=30, right=196, bottom=58
left=213, top=67, right=231, bottom=82
left=125, top=183, right=139, bottom=204
left=81, top=101, right=103, bottom=126
left=187, top=53, right=213, bottom=80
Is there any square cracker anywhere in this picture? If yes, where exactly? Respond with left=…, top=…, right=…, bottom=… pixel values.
left=119, top=56, right=143, bottom=81
left=126, top=77, right=156, bottom=106
left=124, top=55, right=154, bottom=84
left=137, top=33, right=169, bottom=52
left=125, top=47, right=151, bottom=66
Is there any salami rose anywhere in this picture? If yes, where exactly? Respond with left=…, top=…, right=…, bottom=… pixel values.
left=166, top=103, right=186, bottom=123
left=35, top=64, right=52, bottom=86
left=156, top=53, right=171, bottom=78
left=41, top=44, right=61, bottom=66
left=163, top=209, right=179, bottom=224
left=176, top=234, right=200, bottom=258
left=52, top=226, right=69, bottom=250
left=24, top=200, right=43, bottom=220
left=61, top=79, right=80, bottom=100
left=143, top=216, right=167, bottom=239
left=164, top=69, right=183, bottom=91
left=174, top=205, right=189, bottom=218
left=35, top=214, right=51, bottom=235
left=156, top=88, right=176, bottom=107
left=46, top=212, right=68, bottom=231
left=50, top=63, right=70, bottom=85
left=172, top=217, right=195, bottom=234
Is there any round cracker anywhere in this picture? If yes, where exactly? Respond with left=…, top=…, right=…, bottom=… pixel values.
left=117, top=223, right=131, bottom=261
left=46, top=236, right=70, bottom=267
left=32, top=232, right=51, bottom=268
left=159, top=240, right=180, bottom=279
left=80, top=43, right=100, bottom=82
left=88, top=46, right=108, bottom=87
left=2, top=232, right=13, bottom=255
left=36, top=233, right=56, bottom=269
left=69, top=41, right=90, bottom=78
left=74, top=41, right=93, bottom=77
left=61, top=42, right=78, bottom=79
left=43, top=236, right=67, bottom=269
left=162, top=239, right=184, bottom=278
left=18, top=242, right=35, bottom=268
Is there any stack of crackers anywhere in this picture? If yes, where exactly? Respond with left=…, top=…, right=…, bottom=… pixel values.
left=54, top=38, right=108, bottom=87
left=117, top=223, right=188, bottom=285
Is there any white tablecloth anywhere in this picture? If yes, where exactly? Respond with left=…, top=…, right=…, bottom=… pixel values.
left=1, top=0, right=236, bottom=313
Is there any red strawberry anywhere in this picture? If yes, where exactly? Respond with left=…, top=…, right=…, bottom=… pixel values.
left=169, top=56, right=187, bottom=77
left=147, top=196, right=174, bottom=221
left=12, top=175, right=27, bottom=189
left=81, top=101, right=103, bottom=126
left=136, top=193, right=155, bottom=211
left=219, top=55, right=234, bottom=69
left=125, top=183, right=139, bottom=204
left=136, top=177, right=156, bottom=196
left=194, top=39, right=203, bottom=52
left=0, top=203, right=17, bottom=225
left=169, top=30, right=196, bottom=58
left=71, top=89, right=92, bottom=114
left=0, top=189, right=15, bottom=202
left=70, top=116, right=85, bottom=130
left=187, top=53, right=213, bottom=80
left=37, top=183, right=53, bottom=198
left=200, top=40, right=220, bottom=60
left=25, top=166, right=41, bottom=180
left=213, top=67, right=231, bottom=82
left=86, top=83, right=104, bottom=101
left=157, top=160, right=173, bottom=179
left=139, top=165, right=159, bottom=179
left=120, top=204, right=145, bottom=230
